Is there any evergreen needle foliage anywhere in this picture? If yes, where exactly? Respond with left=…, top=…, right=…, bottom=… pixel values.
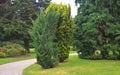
left=30, top=10, right=60, bottom=69
left=75, top=0, right=120, bottom=60
left=46, top=3, right=75, bottom=62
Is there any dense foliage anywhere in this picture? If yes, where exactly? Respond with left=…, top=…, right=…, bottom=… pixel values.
left=0, top=0, right=51, bottom=52
left=0, top=42, right=25, bottom=58
left=46, top=3, right=75, bottom=62
left=30, top=10, right=60, bottom=69
left=75, top=0, right=120, bottom=60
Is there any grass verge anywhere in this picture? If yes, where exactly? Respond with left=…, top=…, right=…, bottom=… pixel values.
left=0, top=49, right=36, bottom=65
left=0, top=53, right=36, bottom=65
left=23, top=55, right=120, bottom=75
left=0, top=49, right=76, bottom=65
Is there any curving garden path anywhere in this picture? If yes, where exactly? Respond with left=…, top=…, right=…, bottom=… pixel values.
left=0, top=59, right=36, bottom=75
left=0, top=53, right=77, bottom=75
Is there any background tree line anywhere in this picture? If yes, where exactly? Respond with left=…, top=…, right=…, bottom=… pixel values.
left=74, top=0, right=120, bottom=60
left=0, top=0, right=50, bottom=53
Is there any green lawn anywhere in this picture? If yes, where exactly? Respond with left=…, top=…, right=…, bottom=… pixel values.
left=0, top=53, right=36, bottom=65
left=0, top=48, right=76, bottom=65
left=0, top=49, right=36, bottom=65
left=23, top=55, right=120, bottom=75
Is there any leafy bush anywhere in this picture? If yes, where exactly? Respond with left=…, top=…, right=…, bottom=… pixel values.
left=0, top=47, right=7, bottom=57
left=81, top=55, right=102, bottom=60
left=5, top=43, right=25, bottom=56
left=78, top=49, right=120, bottom=60
left=0, top=42, right=26, bottom=57
left=107, top=55, right=118, bottom=60
left=107, top=50, right=120, bottom=60
left=79, top=50, right=102, bottom=60
left=0, top=52, right=6, bottom=58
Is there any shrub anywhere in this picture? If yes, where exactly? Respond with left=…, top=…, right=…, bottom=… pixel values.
left=0, top=42, right=25, bottom=57
left=6, top=43, right=25, bottom=56
left=30, top=10, right=60, bottom=69
left=79, top=54, right=102, bottom=60
left=0, top=52, right=6, bottom=58
left=107, top=50, right=120, bottom=60
left=46, top=3, right=75, bottom=62
left=0, top=47, right=7, bottom=57
left=107, top=55, right=118, bottom=60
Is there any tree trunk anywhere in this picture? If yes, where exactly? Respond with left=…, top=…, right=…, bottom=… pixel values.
left=24, top=38, right=30, bottom=53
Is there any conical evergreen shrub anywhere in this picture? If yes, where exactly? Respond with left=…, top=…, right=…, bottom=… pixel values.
left=30, top=10, right=60, bottom=69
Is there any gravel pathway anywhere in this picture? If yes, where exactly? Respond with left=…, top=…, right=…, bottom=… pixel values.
left=0, top=59, right=36, bottom=75
left=0, top=53, right=77, bottom=75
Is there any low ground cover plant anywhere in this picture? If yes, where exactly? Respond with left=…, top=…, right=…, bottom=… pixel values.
left=0, top=42, right=26, bottom=57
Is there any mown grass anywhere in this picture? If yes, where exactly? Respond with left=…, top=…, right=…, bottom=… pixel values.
left=23, top=55, right=120, bottom=75
left=0, top=49, right=36, bottom=65
left=0, top=48, right=76, bottom=65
